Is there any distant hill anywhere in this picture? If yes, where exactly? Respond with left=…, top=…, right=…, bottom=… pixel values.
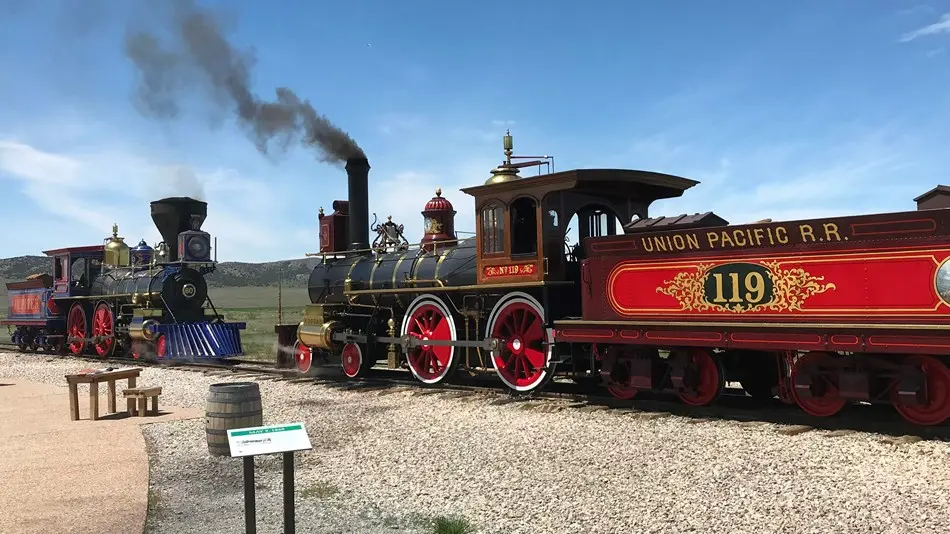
left=0, top=255, right=319, bottom=288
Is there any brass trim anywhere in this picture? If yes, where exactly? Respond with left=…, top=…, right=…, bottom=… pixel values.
left=369, top=259, right=380, bottom=291
left=344, top=280, right=571, bottom=296
left=346, top=256, right=362, bottom=280
left=57, top=292, right=155, bottom=301
left=434, top=248, right=452, bottom=279
left=553, top=319, right=950, bottom=331
left=391, top=252, right=408, bottom=289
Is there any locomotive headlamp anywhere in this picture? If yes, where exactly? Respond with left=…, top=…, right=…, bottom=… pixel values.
left=177, top=230, right=212, bottom=262
left=188, top=236, right=209, bottom=258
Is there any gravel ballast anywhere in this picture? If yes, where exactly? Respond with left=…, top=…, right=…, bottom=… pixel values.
left=3, top=351, right=950, bottom=534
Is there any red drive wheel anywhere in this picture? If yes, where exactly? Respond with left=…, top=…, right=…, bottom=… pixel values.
left=674, top=348, right=725, bottom=406
left=790, top=351, right=846, bottom=418
left=341, top=342, right=366, bottom=378
left=890, top=355, right=950, bottom=426
left=401, top=295, right=458, bottom=384
left=92, top=303, right=116, bottom=358
left=66, top=303, right=88, bottom=355
left=486, top=292, right=555, bottom=393
left=294, top=341, right=313, bottom=374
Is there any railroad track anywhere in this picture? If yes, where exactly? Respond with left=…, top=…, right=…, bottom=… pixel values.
left=4, top=344, right=947, bottom=441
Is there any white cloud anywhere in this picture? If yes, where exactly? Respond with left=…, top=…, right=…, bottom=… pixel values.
left=0, top=137, right=284, bottom=261
left=899, top=13, right=950, bottom=42
left=644, top=130, right=926, bottom=226
left=0, top=140, right=80, bottom=185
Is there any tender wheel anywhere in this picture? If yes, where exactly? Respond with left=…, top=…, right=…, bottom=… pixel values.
left=401, top=295, right=458, bottom=384
left=790, top=351, right=846, bottom=418
left=890, top=355, right=950, bottom=426
left=672, top=348, right=725, bottom=406
left=92, top=303, right=116, bottom=358
left=341, top=342, right=370, bottom=378
left=66, top=303, right=88, bottom=355
left=486, top=292, right=555, bottom=393
left=601, top=352, right=638, bottom=400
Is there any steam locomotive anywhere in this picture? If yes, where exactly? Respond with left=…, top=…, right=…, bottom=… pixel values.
left=282, top=131, right=950, bottom=427
left=2, top=197, right=246, bottom=360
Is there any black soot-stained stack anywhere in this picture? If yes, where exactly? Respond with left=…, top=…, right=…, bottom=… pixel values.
left=150, top=197, right=208, bottom=261
left=345, top=158, right=370, bottom=251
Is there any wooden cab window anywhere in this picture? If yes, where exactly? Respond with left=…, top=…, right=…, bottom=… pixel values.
left=481, top=203, right=505, bottom=254
left=510, top=197, right=538, bottom=256
left=54, top=257, right=67, bottom=281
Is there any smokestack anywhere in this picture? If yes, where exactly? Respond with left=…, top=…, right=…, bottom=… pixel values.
left=150, top=196, right=208, bottom=262
left=345, top=158, right=370, bottom=251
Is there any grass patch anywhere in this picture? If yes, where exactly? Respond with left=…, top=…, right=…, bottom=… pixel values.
left=217, top=305, right=304, bottom=362
left=430, top=515, right=475, bottom=534
left=300, top=481, right=340, bottom=500
left=209, top=285, right=311, bottom=309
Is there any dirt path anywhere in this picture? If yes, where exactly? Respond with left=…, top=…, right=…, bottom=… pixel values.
left=0, top=378, right=199, bottom=534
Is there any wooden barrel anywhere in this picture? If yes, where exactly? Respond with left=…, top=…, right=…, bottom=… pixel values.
left=205, top=382, right=263, bottom=457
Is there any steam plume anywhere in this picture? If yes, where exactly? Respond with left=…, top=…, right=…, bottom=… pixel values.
left=123, top=0, right=364, bottom=164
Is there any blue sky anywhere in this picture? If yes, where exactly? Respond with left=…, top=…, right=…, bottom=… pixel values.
left=2, top=0, right=950, bottom=262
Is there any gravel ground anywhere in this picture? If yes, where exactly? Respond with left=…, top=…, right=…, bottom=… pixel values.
left=4, top=351, right=950, bottom=534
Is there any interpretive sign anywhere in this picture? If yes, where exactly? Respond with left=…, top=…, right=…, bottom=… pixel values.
left=227, top=423, right=313, bottom=457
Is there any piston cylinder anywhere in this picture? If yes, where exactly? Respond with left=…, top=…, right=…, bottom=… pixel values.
left=296, top=320, right=342, bottom=351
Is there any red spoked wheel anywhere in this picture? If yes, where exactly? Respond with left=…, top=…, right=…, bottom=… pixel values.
left=92, top=303, right=115, bottom=358
left=602, top=353, right=638, bottom=400
left=402, top=296, right=457, bottom=384
left=66, top=303, right=87, bottom=356
left=155, top=335, right=167, bottom=359
left=487, top=293, right=554, bottom=393
left=890, top=355, right=950, bottom=426
left=294, top=341, right=313, bottom=374
left=675, top=348, right=724, bottom=406
left=341, top=342, right=365, bottom=378
left=790, top=351, right=846, bottom=418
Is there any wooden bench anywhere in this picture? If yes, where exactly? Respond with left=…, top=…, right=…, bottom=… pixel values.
left=65, top=368, right=142, bottom=421
left=123, top=386, right=163, bottom=417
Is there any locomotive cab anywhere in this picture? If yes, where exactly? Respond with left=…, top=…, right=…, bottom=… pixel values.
left=47, top=246, right=106, bottom=298
left=460, top=132, right=698, bottom=291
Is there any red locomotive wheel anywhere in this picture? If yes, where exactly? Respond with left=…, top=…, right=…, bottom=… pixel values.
left=294, top=341, right=313, bottom=374
left=790, top=352, right=846, bottom=418
left=890, top=355, right=950, bottom=426
left=92, top=303, right=115, bottom=358
left=341, top=343, right=364, bottom=378
left=404, top=300, right=456, bottom=384
left=602, top=354, right=638, bottom=400
left=66, top=303, right=87, bottom=356
left=488, top=294, right=554, bottom=392
left=677, top=349, right=724, bottom=406
left=155, top=335, right=167, bottom=359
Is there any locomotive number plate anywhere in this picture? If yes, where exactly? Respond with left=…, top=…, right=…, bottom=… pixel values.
left=657, top=260, right=836, bottom=313
left=701, top=263, right=776, bottom=312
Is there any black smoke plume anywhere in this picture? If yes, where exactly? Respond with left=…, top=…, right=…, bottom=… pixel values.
left=123, top=0, right=364, bottom=164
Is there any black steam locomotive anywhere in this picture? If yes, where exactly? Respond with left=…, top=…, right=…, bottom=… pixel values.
left=285, top=149, right=584, bottom=392
left=3, top=197, right=246, bottom=361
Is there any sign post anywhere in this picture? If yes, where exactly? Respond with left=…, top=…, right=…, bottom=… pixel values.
left=227, top=423, right=313, bottom=534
